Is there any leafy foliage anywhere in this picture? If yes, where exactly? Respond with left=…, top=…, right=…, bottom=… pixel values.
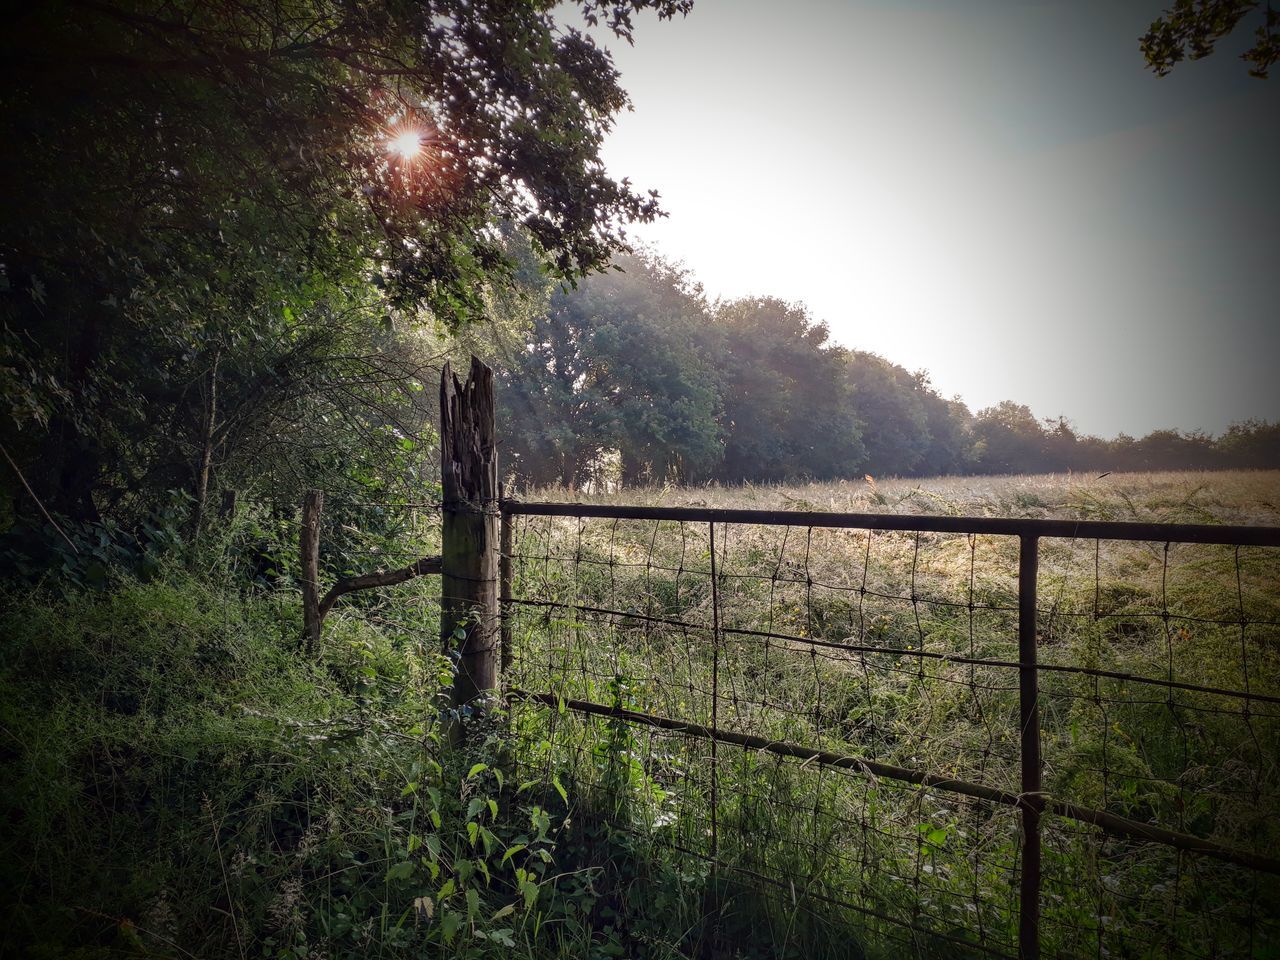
left=0, top=563, right=693, bottom=959
left=712, top=297, right=863, bottom=483
left=1142, top=0, right=1280, bottom=78
left=486, top=252, right=1280, bottom=487
left=0, top=0, right=687, bottom=523
left=498, top=252, right=722, bottom=486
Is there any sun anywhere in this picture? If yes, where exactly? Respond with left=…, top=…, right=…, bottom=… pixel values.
left=388, top=129, right=423, bottom=160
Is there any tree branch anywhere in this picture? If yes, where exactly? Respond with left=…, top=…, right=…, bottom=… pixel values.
left=317, top=555, right=441, bottom=622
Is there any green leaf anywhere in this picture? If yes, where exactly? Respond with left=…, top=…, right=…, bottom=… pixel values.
left=386, top=860, right=414, bottom=882
left=465, top=886, right=480, bottom=920
left=491, top=903, right=515, bottom=921
left=467, top=762, right=488, bottom=780
left=441, top=911, right=461, bottom=943
left=501, top=843, right=526, bottom=865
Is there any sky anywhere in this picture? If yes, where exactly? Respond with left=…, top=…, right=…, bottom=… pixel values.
left=591, top=0, right=1280, bottom=439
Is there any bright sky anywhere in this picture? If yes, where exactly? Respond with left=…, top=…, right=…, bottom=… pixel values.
left=594, top=0, right=1280, bottom=439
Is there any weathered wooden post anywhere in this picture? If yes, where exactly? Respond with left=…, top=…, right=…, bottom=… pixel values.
left=219, top=488, right=238, bottom=521
left=300, top=489, right=323, bottom=656
left=440, top=357, right=500, bottom=714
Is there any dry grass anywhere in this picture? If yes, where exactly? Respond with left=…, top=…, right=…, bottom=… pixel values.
left=514, top=469, right=1280, bottom=527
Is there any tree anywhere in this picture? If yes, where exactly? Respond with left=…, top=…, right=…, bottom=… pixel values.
left=0, top=0, right=690, bottom=521
left=1216, top=419, right=1280, bottom=467
left=496, top=251, right=722, bottom=487
left=915, top=383, right=975, bottom=477
left=1142, top=0, right=1280, bottom=78
left=713, top=298, right=864, bottom=483
left=972, top=402, right=1049, bottom=475
left=844, top=352, right=932, bottom=477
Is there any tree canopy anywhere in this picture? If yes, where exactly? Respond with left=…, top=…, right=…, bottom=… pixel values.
left=483, top=252, right=1280, bottom=488
left=0, top=0, right=689, bottom=521
left=1143, top=0, right=1279, bottom=78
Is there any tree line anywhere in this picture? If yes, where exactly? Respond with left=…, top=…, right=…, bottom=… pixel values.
left=492, top=252, right=1280, bottom=487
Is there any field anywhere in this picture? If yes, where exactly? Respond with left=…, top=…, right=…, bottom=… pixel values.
left=500, top=471, right=1280, bottom=958
left=3, top=470, right=1277, bottom=960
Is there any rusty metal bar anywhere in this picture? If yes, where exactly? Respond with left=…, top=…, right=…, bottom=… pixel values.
left=507, top=690, right=1280, bottom=875
left=503, top=500, right=1280, bottom=547
left=708, top=520, right=721, bottom=861
left=500, top=489, right=514, bottom=678
left=1018, top=534, right=1042, bottom=960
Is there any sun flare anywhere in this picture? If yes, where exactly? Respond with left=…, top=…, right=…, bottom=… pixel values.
left=388, top=129, right=422, bottom=160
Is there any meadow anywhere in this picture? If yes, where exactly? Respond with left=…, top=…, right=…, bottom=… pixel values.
left=2, top=470, right=1276, bottom=959
left=502, top=470, right=1280, bottom=957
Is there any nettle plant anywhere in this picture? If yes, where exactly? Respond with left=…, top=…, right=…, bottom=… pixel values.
left=391, top=719, right=570, bottom=949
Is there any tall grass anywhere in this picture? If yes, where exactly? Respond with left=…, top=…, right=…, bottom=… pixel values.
left=5, top=471, right=1275, bottom=958
left=504, top=471, right=1280, bottom=958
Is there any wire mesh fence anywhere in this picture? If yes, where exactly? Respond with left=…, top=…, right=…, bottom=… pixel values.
left=501, top=502, right=1280, bottom=959
left=233, top=488, right=1280, bottom=957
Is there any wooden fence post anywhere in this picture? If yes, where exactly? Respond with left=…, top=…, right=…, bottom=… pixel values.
left=301, top=489, right=323, bottom=656
left=441, top=357, right=499, bottom=715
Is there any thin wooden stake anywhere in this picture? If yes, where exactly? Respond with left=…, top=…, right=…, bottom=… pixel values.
left=301, top=489, right=323, bottom=656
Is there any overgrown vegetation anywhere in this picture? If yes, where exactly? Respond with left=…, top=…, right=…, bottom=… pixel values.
left=0, top=573, right=603, bottom=956
left=1, top=472, right=1276, bottom=958
left=0, top=509, right=870, bottom=959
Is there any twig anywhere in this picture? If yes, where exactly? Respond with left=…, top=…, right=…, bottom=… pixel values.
left=0, top=440, right=79, bottom=553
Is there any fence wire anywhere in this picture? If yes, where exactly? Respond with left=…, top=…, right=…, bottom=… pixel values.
left=237, top=491, right=1279, bottom=958
left=502, top=506, right=1280, bottom=959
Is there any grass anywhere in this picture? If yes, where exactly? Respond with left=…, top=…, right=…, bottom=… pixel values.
left=0, top=565, right=693, bottom=959
left=2, top=471, right=1276, bottom=959
left=502, top=470, right=1280, bottom=958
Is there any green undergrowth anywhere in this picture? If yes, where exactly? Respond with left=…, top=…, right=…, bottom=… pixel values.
left=0, top=565, right=869, bottom=959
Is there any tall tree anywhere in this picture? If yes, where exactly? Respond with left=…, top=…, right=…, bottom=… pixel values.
left=713, top=298, right=863, bottom=483
left=497, top=252, right=721, bottom=486
left=844, top=352, right=932, bottom=477
left=972, top=402, right=1050, bottom=475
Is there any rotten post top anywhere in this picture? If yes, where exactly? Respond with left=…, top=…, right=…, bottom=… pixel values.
left=440, top=356, right=497, bottom=509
